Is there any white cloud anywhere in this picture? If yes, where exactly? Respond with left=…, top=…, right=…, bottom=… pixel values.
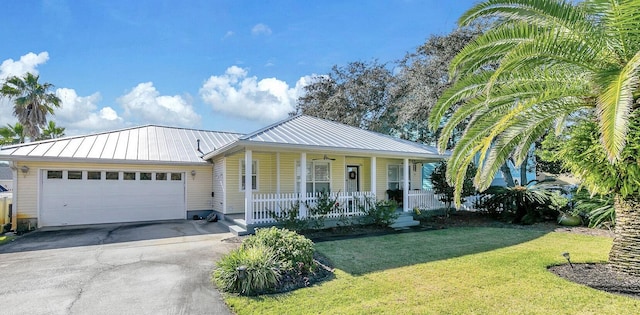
left=199, top=66, right=311, bottom=122
left=251, top=23, right=272, bottom=36
left=223, top=31, right=234, bottom=39
left=0, top=52, right=49, bottom=80
left=118, top=82, right=201, bottom=127
left=54, top=88, right=125, bottom=135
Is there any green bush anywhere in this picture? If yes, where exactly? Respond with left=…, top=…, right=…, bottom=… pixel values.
left=212, top=244, right=280, bottom=296
left=362, top=199, right=399, bottom=227
left=269, top=202, right=309, bottom=231
left=242, top=227, right=315, bottom=271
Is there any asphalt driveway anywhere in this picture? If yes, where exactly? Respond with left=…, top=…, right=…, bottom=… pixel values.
left=0, top=220, right=238, bottom=315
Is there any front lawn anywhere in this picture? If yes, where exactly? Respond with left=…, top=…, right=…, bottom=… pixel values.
left=223, top=227, right=640, bottom=314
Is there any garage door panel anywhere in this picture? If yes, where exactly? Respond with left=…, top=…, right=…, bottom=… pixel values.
left=41, top=170, right=185, bottom=226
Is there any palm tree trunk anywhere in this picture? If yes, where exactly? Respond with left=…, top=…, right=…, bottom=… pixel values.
left=500, top=162, right=515, bottom=187
left=609, top=196, right=640, bottom=275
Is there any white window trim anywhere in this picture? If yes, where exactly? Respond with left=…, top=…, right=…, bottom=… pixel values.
left=295, top=160, right=332, bottom=193
left=239, top=160, right=259, bottom=192
left=387, top=164, right=408, bottom=190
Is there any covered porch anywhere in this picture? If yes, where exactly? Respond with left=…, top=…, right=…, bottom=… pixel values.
left=239, top=149, right=445, bottom=226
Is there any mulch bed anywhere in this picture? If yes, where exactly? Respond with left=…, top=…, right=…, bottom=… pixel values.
left=549, top=263, right=640, bottom=299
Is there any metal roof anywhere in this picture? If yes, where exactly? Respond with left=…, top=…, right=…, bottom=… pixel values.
left=0, top=125, right=241, bottom=164
left=205, top=115, right=446, bottom=159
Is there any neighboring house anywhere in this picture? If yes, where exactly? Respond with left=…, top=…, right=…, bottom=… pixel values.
left=0, top=164, right=12, bottom=192
left=0, top=115, right=447, bottom=233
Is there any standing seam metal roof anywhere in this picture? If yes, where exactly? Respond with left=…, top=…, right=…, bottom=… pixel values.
left=0, top=125, right=242, bottom=164
left=236, top=115, right=442, bottom=156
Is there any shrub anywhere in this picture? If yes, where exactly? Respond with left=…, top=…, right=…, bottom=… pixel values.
left=269, top=202, right=309, bottom=231
left=430, top=161, right=478, bottom=214
left=362, top=199, right=399, bottom=227
left=305, top=191, right=340, bottom=229
left=242, top=227, right=315, bottom=272
left=212, top=244, right=280, bottom=296
left=572, top=189, right=615, bottom=228
left=477, top=185, right=556, bottom=225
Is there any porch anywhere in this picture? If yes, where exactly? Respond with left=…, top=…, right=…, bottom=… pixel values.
left=232, top=189, right=446, bottom=226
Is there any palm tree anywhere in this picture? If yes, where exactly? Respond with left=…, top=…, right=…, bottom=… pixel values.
left=37, top=121, right=65, bottom=141
left=1, top=72, right=61, bottom=140
left=0, top=122, right=25, bottom=145
left=429, top=0, right=640, bottom=274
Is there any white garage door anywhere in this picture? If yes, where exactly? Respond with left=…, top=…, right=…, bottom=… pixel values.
left=41, top=170, right=185, bottom=226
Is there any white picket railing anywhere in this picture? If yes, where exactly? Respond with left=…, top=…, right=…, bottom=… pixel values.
left=251, top=191, right=376, bottom=225
left=406, top=190, right=445, bottom=211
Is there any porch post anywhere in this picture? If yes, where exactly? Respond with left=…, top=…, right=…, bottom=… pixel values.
left=276, top=152, right=281, bottom=194
left=299, top=152, right=307, bottom=218
left=370, top=156, right=377, bottom=198
left=403, top=158, right=409, bottom=212
left=245, top=149, right=253, bottom=224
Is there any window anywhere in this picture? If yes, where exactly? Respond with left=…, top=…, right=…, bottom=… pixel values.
left=387, top=165, right=409, bottom=190
left=47, top=171, right=63, bottom=179
left=140, top=172, right=152, bottom=180
left=68, top=171, right=82, bottom=180
left=171, top=173, right=182, bottom=181
left=240, top=160, right=258, bottom=191
left=156, top=172, right=167, bottom=180
left=106, top=171, right=119, bottom=180
left=123, top=172, right=136, bottom=180
left=296, top=161, right=330, bottom=193
left=87, top=171, right=101, bottom=180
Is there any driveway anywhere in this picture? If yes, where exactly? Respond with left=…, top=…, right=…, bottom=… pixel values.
left=0, top=220, right=238, bottom=315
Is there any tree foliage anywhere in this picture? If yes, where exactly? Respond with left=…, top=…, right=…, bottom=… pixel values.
left=36, top=121, right=65, bottom=141
left=429, top=0, right=640, bottom=205
left=1, top=72, right=61, bottom=139
left=0, top=122, right=25, bottom=145
left=295, top=60, right=397, bottom=133
left=394, top=26, right=482, bottom=145
left=430, top=161, right=477, bottom=210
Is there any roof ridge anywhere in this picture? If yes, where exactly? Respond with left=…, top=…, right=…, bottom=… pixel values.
left=239, top=114, right=302, bottom=140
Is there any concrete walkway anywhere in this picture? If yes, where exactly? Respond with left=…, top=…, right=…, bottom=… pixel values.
left=0, top=220, right=238, bottom=315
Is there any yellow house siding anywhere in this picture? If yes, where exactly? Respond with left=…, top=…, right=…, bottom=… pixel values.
left=225, top=151, right=277, bottom=214
left=14, top=161, right=213, bottom=220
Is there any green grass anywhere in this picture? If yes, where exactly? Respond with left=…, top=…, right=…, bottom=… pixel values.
left=0, top=235, right=14, bottom=245
left=223, top=227, right=640, bottom=314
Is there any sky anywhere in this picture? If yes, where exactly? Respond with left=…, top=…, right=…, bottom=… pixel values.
left=1, top=0, right=479, bottom=136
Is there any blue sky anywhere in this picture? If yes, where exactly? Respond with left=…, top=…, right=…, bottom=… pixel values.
left=1, top=0, right=479, bottom=136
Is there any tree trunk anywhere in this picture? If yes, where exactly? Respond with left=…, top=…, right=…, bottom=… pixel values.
left=519, top=157, right=528, bottom=186
left=500, top=162, right=515, bottom=187
left=609, top=196, right=640, bottom=275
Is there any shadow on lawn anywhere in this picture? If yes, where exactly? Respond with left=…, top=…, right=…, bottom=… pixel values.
left=315, top=227, right=551, bottom=275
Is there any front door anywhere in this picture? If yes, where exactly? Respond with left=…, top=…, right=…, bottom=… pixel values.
left=346, top=165, right=359, bottom=193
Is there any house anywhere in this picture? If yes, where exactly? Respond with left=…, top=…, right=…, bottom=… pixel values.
left=0, top=115, right=448, bottom=233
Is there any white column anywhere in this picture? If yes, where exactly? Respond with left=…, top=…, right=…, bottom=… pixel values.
left=10, top=162, right=18, bottom=230
left=403, top=158, right=410, bottom=212
left=370, top=156, right=377, bottom=198
left=299, top=152, right=307, bottom=218
left=244, top=150, right=253, bottom=224
left=276, top=152, right=281, bottom=194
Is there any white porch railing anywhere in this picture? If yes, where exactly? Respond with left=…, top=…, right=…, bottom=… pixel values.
left=251, top=191, right=375, bottom=225
left=406, top=190, right=445, bottom=211
left=407, top=190, right=483, bottom=212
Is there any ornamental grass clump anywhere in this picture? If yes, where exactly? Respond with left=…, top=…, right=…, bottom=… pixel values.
left=213, top=227, right=318, bottom=296
left=212, top=244, right=280, bottom=296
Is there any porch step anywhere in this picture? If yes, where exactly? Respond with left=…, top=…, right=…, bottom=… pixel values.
left=229, top=224, right=250, bottom=236
left=390, top=213, right=420, bottom=230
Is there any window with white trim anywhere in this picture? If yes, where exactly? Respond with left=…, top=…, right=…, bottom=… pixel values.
left=296, top=161, right=331, bottom=193
left=240, top=160, right=258, bottom=191
left=387, top=164, right=406, bottom=190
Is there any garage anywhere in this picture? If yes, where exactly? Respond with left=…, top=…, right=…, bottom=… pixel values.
left=41, top=169, right=185, bottom=226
